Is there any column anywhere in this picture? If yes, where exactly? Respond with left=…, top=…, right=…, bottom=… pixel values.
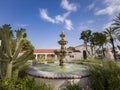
left=55, top=55, right=57, bottom=60
left=35, top=54, right=38, bottom=60
left=45, top=54, right=47, bottom=60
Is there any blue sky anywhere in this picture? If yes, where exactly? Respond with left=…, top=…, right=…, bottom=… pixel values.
left=0, top=0, right=120, bottom=49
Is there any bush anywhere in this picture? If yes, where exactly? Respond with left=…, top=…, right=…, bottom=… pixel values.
left=18, top=66, right=28, bottom=78
left=63, top=83, right=82, bottom=90
left=0, top=77, right=53, bottom=90
left=88, top=60, right=120, bottom=90
left=47, top=58, right=55, bottom=63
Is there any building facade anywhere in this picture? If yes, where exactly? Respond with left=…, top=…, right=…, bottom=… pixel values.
left=21, top=44, right=120, bottom=61
left=34, top=49, right=57, bottom=60
left=65, top=44, right=92, bottom=61
left=33, top=44, right=93, bottom=61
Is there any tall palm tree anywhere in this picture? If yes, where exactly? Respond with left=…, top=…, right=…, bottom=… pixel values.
left=113, top=13, right=120, bottom=33
left=112, top=13, right=120, bottom=44
left=80, top=30, right=92, bottom=58
left=0, top=24, right=34, bottom=78
left=103, top=27, right=117, bottom=60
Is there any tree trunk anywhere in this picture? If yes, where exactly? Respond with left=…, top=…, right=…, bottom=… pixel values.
left=83, top=50, right=87, bottom=59
left=102, top=45, right=105, bottom=58
left=91, top=44, right=94, bottom=55
left=85, top=43, right=87, bottom=53
left=6, top=61, right=12, bottom=78
left=110, top=38, right=117, bottom=60
left=0, top=61, right=1, bottom=79
left=85, top=43, right=88, bottom=59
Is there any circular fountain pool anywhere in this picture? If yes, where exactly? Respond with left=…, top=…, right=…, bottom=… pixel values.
left=27, top=63, right=88, bottom=79
left=27, top=63, right=89, bottom=90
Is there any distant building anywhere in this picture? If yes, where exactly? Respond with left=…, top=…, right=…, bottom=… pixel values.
left=34, top=49, right=57, bottom=60
left=20, top=44, right=94, bottom=61
left=65, top=44, right=93, bottom=61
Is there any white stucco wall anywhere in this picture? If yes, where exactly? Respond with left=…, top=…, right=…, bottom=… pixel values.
left=65, top=44, right=93, bottom=60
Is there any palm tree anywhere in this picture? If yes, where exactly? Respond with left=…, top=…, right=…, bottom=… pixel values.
left=103, top=27, right=117, bottom=60
left=80, top=30, right=92, bottom=56
left=113, top=13, right=120, bottom=33
left=112, top=13, right=120, bottom=44
left=0, top=24, right=34, bottom=78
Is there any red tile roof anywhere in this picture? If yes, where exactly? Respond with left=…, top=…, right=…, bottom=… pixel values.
left=34, top=49, right=57, bottom=53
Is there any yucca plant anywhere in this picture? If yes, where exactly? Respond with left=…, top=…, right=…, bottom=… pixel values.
left=88, top=60, right=120, bottom=90
left=0, top=24, right=34, bottom=78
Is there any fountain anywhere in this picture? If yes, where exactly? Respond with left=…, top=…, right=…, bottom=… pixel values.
left=27, top=32, right=89, bottom=90
left=54, top=31, right=68, bottom=66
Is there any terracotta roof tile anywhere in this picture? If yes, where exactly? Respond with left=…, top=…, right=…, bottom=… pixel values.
left=34, top=49, right=57, bottom=53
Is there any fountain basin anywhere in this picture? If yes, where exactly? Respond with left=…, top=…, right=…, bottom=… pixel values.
left=26, top=63, right=89, bottom=90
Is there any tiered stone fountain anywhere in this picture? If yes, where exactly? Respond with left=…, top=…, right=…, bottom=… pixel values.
left=55, top=31, right=68, bottom=66
left=27, top=32, right=89, bottom=90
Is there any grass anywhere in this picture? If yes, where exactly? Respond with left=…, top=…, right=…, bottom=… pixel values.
left=32, top=58, right=56, bottom=64
left=71, top=58, right=102, bottom=64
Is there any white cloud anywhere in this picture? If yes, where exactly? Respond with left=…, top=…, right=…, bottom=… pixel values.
left=96, top=6, right=115, bottom=15
left=61, top=0, right=77, bottom=11
left=88, top=2, right=95, bottom=10
left=40, top=9, right=73, bottom=30
left=39, top=0, right=77, bottom=30
left=55, top=12, right=73, bottom=30
left=104, top=0, right=120, bottom=6
left=55, top=11, right=71, bottom=23
left=40, top=9, right=55, bottom=23
left=65, top=19, right=73, bottom=30
left=95, top=0, right=120, bottom=16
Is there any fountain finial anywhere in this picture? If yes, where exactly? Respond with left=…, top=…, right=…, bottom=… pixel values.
left=60, top=31, right=65, bottom=40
